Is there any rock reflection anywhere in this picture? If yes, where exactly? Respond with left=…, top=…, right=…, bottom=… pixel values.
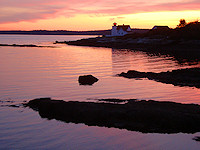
left=111, top=48, right=200, bottom=74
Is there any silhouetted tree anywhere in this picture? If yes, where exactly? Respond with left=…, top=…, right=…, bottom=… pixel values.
left=177, top=19, right=187, bottom=28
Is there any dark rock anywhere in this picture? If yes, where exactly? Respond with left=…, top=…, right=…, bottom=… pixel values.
left=53, top=41, right=67, bottom=44
left=26, top=98, right=200, bottom=134
left=9, top=104, right=20, bottom=108
left=78, top=75, right=98, bottom=85
left=97, top=98, right=137, bottom=103
left=118, top=68, right=200, bottom=88
left=193, top=136, right=200, bottom=142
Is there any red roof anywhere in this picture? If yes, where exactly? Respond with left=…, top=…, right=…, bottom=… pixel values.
left=117, top=25, right=130, bottom=31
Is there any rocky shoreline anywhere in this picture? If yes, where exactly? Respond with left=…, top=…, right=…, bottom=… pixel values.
left=118, top=68, right=200, bottom=88
left=65, top=37, right=200, bottom=52
left=25, top=98, right=200, bottom=134
left=66, top=23, right=200, bottom=52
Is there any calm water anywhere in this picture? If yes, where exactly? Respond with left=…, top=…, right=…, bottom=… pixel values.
left=0, top=34, right=200, bottom=149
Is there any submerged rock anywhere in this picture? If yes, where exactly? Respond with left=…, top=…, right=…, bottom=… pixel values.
left=78, top=75, right=98, bottom=85
left=26, top=98, right=200, bottom=134
left=118, top=68, right=200, bottom=88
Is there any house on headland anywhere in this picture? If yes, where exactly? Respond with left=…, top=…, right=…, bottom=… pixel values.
left=152, top=26, right=170, bottom=30
left=111, top=23, right=132, bottom=36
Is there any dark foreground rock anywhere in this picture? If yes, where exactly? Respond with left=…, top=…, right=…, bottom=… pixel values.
left=25, top=98, right=200, bottom=133
left=78, top=75, right=98, bottom=85
left=118, top=68, right=200, bottom=88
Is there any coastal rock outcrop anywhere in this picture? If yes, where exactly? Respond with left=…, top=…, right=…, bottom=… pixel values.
left=26, top=98, right=200, bottom=133
left=78, top=75, right=98, bottom=85
left=118, top=68, right=200, bottom=88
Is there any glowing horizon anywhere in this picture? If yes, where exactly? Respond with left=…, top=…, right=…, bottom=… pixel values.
left=0, top=0, right=199, bottom=31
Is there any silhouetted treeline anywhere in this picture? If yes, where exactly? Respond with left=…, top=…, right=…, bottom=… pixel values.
left=123, top=21, right=200, bottom=40
left=0, top=30, right=111, bottom=35
left=171, top=21, right=200, bottom=40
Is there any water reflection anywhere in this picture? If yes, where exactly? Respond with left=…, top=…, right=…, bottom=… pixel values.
left=145, top=47, right=200, bottom=67
left=111, top=48, right=200, bottom=74
left=0, top=45, right=200, bottom=104
left=1, top=35, right=200, bottom=150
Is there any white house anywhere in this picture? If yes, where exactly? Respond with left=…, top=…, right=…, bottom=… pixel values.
left=111, top=23, right=132, bottom=36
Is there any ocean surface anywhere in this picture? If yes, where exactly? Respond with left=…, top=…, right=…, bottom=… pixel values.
left=0, top=34, right=200, bottom=149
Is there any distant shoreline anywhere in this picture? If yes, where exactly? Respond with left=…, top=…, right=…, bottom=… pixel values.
left=0, top=29, right=149, bottom=36
left=0, top=30, right=110, bottom=35
left=0, top=44, right=55, bottom=48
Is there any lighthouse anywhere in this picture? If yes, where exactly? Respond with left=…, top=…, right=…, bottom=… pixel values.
left=111, top=22, right=118, bottom=36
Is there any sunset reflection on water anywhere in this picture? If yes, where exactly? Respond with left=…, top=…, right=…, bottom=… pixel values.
left=0, top=38, right=200, bottom=104
left=0, top=35, right=200, bottom=150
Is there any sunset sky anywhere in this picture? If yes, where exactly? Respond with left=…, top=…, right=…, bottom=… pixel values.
left=0, top=0, right=199, bottom=31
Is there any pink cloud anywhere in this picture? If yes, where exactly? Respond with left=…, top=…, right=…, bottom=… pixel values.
left=0, top=0, right=199, bottom=24
left=68, top=1, right=200, bottom=15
